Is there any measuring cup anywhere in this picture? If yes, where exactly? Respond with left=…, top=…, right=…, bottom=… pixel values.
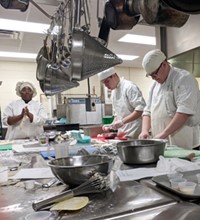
left=47, top=139, right=76, bottom=159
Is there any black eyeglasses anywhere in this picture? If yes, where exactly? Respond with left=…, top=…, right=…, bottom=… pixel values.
left=147, top=62, right=163, bottom=78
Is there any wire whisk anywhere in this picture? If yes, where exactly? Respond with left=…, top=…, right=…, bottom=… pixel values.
left=32, top=173, right=110, bottom=211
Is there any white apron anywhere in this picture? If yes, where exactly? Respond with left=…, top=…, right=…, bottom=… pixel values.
left=151, top=90, right=199, bottom=149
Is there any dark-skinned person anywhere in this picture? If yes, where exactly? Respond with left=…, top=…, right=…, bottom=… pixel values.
left=139, top=49, right=200, bottom=149
left=3, top=81, right=48, bottom=140
left=98, top=67, right=146, bottom=139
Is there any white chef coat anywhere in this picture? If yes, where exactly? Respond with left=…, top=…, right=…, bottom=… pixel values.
left=143, top=66, right=200, bottom=149
left=112, top=78, right=146, bottom=138
left=3, top=99, right=48, bottom=140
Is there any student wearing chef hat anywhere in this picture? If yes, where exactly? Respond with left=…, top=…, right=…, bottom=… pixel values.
left=3, top=81, right=48, bottom=140
left=98, top=67, right=146, bottom=139
left=139, top=49, right=200, bottom=149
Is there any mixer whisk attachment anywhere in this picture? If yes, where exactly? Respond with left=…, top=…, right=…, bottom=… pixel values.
left=32, top=172, right=110, bottom=211
left=73, top=172, right=110, bottom=195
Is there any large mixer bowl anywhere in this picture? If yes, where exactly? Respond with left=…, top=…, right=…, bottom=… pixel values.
left=48, top=155, right=114, bottom=186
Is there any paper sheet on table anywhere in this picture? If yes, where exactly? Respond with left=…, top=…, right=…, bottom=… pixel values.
left=12, top=144, right=48, bottom=153
left=10, top=168, right=54, bottom=179
left=116, top=168, right=166, bottom=182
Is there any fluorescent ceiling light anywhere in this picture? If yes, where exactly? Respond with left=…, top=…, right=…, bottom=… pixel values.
left=0, top=19, right=49, bottom=34
left=119, top=34, right=156, bottom=45
left=117, top=54, right=139, bottom=61
left=0, top=52, right=37, bottom=59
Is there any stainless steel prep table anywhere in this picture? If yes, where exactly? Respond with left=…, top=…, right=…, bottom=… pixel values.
left=0, top=152, right=179, bottom=220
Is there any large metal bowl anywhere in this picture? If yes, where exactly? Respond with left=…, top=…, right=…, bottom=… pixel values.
left=47, top=155, right=114, bottom=186
left=116, top=139, right=166, bottom=165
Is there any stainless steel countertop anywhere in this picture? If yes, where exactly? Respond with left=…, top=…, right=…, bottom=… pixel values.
left=3, top=141, right=200, bottom=220
left=0, top=151, right=178, bottom=220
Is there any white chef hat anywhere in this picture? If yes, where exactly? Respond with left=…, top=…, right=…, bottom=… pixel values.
left=142, top=49, right=166, bottom=76
left=98, top=67, right=115, bottom=81
left=15, top=81, right=37, bottom=97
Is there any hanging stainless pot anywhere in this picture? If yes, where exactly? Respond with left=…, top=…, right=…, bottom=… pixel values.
left=104, top=0, right=140, bottom=30
left=125, top=0, right=189, bottom=27
left=0, top=0, right=29, bottom=11
left=116, top=139, right=166, bottom=165
left=43, top=65, right=79, bottom=96
left=162, top=0, right=200, bottom=14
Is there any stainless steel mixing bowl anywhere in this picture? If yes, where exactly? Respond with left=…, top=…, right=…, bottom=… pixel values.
left=47, top=155, right=114, bottom=186
left=116, top=139, right=166, bottom=165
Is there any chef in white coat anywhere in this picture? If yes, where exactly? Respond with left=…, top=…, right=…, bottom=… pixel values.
left=139, top=49, right=200, bottom=149
left=3, top=81, right=48, bottom=140
left=98, top=67, right=146, bottom=138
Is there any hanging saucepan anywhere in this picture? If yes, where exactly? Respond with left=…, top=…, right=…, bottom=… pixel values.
left=162, top=0, right=200, bottom=14
left=104, top=0, right=140, bottom=30
left=116, top=139, right=166, bottom=165
left=0, top=0, right=29, bottom=11
left=125, top=0, right=189, bottom=27
left=36, top=37, right=51, bottom=81
left=43, top=65, right=79, bottom=96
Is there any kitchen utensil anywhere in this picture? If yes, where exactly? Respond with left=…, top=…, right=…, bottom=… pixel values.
left=42, top=65, right=80, bottom=96
left=51, top=142, right=69, bottom=159
left=116, top=139, right=166, bottom=164
left=163, top=0, right=200, bottom=14
left=125, top=0, right=189, bottom=27
left=47, top=155, right=114, bottom=186
left=152, top=169, right=200, bottom=199
left=104, top=0, right=140, bottom=30
left=32, top=173, right=110, bottom=211
left=1, top=0, right=29, bottom=11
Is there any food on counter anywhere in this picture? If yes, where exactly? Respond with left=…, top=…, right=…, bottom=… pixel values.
left=97, top=132, right=127, bottom=140
left=50, top=196, right=89, bottom=211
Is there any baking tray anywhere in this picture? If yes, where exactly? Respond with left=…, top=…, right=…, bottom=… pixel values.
left=152, top=169, right=200, bottom=199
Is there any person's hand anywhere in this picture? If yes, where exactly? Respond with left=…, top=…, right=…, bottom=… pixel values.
left=20, top=108, right=26, bottom=118
left=102, top=125, right=111, bottom=132
left=138, top=131, right=150, bottom=139
left=111, top=119, right=124, bottom=130
left=23, top=106, right=33, bottom=122
left=154, top=131, right=168, bottom=140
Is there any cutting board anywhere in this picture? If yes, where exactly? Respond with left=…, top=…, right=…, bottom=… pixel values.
left=0, top=144, right=12, bottom=151
left=164, top=146, right=200, bottom=158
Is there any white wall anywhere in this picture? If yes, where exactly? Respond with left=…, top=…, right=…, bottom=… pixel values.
left=0, top=61, right=152, bottom=117
left=165, top=14, right=200, bottom=58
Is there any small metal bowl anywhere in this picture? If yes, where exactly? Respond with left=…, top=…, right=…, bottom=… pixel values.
left=47, top=155, right=114, bottom=186
left=116, top=139, right=166, bottom=165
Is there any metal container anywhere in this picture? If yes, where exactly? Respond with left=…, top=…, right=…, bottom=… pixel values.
left=47, top=155, right=114, bottom=186
left=116, top=139, right=166, bottom=164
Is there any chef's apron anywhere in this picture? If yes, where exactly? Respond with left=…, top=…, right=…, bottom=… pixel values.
left=151, top=90, right=198, bottom=149
left=113, top=78, right=143, bottom=139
